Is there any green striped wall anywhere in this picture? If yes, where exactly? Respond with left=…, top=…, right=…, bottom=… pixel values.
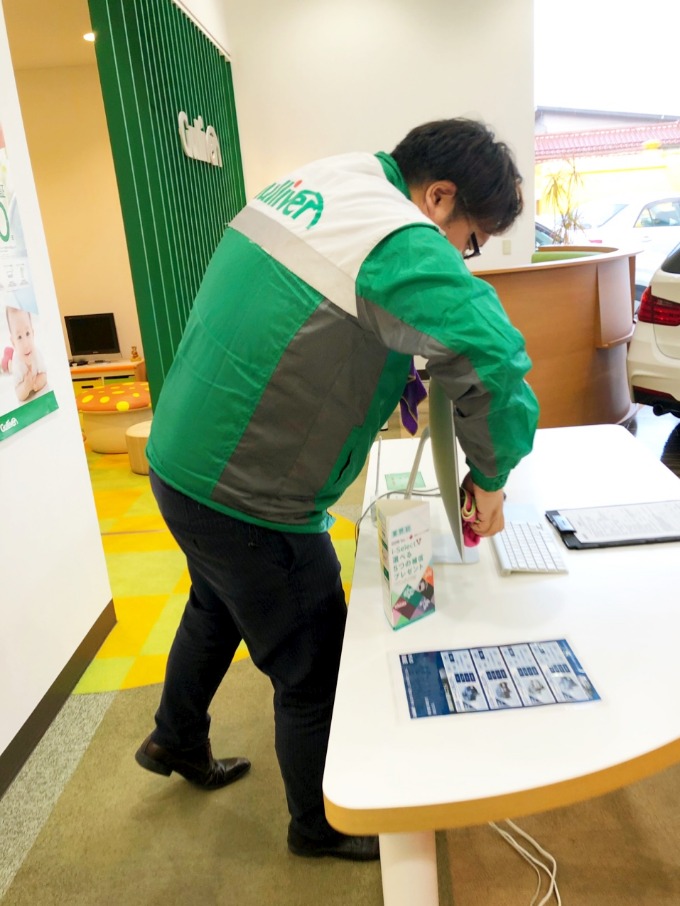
left=88, top=0, right=246, bottom=401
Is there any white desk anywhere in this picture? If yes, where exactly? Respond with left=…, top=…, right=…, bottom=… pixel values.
left=323, top=425, right=680, bottom=906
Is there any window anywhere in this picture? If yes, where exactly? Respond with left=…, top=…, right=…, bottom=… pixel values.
left=635, top=201, right=680, bottom=228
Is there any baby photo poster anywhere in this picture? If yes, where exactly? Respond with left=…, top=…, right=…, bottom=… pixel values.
left=0, top=117, right=58, bottom=441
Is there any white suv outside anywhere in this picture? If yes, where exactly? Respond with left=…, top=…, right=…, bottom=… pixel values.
left=577, top=197, right=680, bottom=299
left=627, top=243, right=680, bottom=417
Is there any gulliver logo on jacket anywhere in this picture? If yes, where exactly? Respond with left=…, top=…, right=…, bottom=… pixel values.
left=255, top=179, right=324, bottom=229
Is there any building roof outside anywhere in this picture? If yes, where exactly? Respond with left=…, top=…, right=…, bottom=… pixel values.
left=536, top=105, right=680, bottom=122
left=535, top=108, right=680, bottom=161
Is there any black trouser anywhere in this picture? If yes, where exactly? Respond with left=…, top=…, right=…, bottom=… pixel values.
left=149, top=471, right=347, bottom=839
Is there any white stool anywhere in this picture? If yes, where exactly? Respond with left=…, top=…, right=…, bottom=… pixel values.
left=126, top=419, right=153, bottom=475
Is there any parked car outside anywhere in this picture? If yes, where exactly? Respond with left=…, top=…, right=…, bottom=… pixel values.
left=534, top=221, right=560, bottom=249
left=627, top=243, right=680, bottom=417
left=576, top=196, right=680, bottom=299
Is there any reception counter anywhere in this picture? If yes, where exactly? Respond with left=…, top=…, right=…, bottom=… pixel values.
left=474, top=246, right=638, bottom=428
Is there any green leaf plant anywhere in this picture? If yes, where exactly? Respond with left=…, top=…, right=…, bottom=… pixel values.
left=541, top=159, right=586, bottom=244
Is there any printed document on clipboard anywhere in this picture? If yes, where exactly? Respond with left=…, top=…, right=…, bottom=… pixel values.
left=546, top=500, right=680, bottom=549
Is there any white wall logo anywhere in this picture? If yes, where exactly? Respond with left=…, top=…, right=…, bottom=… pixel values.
left=178, top=112, right=223, bottom=168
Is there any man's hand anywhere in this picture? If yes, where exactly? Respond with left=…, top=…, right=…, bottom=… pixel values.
left=462, top=473, right=505, bottom=537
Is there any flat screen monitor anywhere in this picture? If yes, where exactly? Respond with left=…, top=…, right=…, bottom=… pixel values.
left=405, top=377, right=479, bottom=565
left=64, top=312, right=121, bottom=359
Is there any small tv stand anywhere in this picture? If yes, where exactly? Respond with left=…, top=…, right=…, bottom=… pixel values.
left=69, top=359, right=146, bottom=386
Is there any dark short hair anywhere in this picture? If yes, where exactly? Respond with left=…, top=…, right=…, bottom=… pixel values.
left=391, top=118, right=523, bottom=234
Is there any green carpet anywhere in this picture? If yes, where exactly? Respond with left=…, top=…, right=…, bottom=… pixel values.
left=2, top=660, right=384, bottom=906
left=444, top=761, right=680, bottom=905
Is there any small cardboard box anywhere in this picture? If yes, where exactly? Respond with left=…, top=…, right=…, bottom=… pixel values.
left=376, top=498, right=434, bottom=630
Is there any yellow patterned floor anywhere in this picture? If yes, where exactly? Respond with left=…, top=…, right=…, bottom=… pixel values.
left=74, top=451, right=357, bottom=694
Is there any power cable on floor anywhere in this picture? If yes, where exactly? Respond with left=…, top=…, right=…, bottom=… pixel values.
left=489, top=819, right=561, bottom=905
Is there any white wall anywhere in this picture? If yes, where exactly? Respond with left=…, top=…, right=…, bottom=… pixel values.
left=220, top=0, right=535, bottom=270
left=0, top=3, right=112, bottom=759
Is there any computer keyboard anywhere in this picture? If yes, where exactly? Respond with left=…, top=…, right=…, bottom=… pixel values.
left=492, top=519, right=568, bottom=576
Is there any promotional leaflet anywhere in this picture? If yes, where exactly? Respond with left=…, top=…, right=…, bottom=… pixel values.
left=384, top=470, right=426, bottom=492
left=399, top=639, right=599, bottom=719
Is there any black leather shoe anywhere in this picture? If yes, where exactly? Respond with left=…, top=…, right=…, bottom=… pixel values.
left=287, top=827, right=380, bottom=861
left=135, top=734, right=250, bottom=790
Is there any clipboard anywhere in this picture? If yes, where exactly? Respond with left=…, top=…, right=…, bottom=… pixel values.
left=546, top=500, right=680, bottom=549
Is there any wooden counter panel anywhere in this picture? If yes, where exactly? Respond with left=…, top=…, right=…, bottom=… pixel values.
left=476, top=250, right=636, bottom=428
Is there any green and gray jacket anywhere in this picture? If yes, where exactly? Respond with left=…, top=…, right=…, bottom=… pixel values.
left=147, top=151, right=539, bottom=532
